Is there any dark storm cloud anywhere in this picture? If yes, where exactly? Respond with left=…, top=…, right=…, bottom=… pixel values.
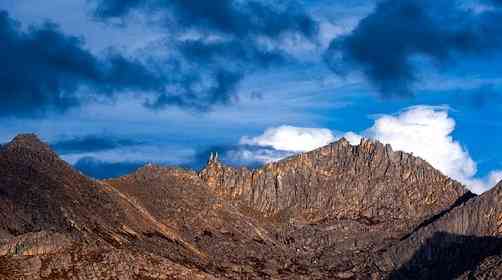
left=90, top=0, right=319, bottom=110
left=324, top=0, right=502, bottom=97
left=73, top=156, right=144, bottom=179
left=51, top=135, right=143, bottom=155
left=0, top=11, right=166, bottom=118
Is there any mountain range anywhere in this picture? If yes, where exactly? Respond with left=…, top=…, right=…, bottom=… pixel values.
left=1, top=134, right=501, bottom=279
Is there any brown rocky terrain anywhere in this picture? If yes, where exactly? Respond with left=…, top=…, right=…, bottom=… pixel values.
left=0, top=134, right=501, bottom=279
left=378, top=180, right=502, bottom=279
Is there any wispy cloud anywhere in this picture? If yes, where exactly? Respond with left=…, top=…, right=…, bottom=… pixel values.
left=89, top=0, right=320, bottom=110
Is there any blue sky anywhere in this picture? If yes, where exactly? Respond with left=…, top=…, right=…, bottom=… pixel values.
left=1, top=0, right=502, bottom=192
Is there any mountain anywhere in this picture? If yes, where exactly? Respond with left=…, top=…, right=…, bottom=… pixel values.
left=1, top=133, right=500, bottom=279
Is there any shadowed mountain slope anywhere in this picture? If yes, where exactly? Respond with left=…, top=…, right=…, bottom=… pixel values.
left=377, top=180, right=502, bottom=279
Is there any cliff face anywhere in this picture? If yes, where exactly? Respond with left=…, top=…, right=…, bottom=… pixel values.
left=200, top=138, right=467, bottom=238
left=2, top=134, right=501, bottom=280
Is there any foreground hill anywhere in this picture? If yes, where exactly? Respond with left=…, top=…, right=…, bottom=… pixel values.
left=1, top=134, right=500, bottom=279
left=0, top=135, right=214, bottom=279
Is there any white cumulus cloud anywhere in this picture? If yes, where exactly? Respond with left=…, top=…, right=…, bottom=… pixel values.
left=240, top=125, right=336, bottom=152
left=365, top=106, right=477, bottom=185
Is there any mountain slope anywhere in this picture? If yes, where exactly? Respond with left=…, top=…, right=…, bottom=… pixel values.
left=105, top=165, right=292, bottom=279
left=0, top=134, right=213, bottom=279
left=378, top=181, right=502, bottom=279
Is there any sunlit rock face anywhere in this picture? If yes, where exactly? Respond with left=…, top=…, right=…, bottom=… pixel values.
left=201, top=138, right=467, bottom=232
left=3, top=134, right=502, bottom=280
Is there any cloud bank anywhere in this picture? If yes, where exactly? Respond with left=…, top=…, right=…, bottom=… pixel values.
left=0, top=1, right=320, bottom=117
left=92, top=0, right=319, bottom=40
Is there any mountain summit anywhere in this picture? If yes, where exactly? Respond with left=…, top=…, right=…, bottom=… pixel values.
left=1, top=134, right=501, bottom=279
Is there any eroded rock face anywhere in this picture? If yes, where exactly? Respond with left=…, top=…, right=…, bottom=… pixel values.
left=199, top=138, right=470, bottom=277
left=200, top=139, right=467, bottom=227
left=2, top=134, right=499, bottom=279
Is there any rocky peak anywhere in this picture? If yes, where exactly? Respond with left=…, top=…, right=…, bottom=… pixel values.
left=1, top=134, right=63, bottom=169
left=200, top=138, right=468, bottom=233
left=4, top=133, right=50, bottom=151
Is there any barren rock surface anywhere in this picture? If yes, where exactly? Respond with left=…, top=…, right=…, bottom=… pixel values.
left=1, top=134, right=501, bottom=279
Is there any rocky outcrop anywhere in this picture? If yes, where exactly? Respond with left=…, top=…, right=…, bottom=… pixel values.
left=0, top=245, right=217, bottom=280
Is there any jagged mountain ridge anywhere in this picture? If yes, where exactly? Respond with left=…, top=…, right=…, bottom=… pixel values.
left=1, top=133, right=501, bottom=279
left=200, top=138, right=467, bottom=235
left=198, top=138, right=471, bottom=278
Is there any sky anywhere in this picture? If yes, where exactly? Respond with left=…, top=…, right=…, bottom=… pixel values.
left=1, top=0, right=502, bottom=193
